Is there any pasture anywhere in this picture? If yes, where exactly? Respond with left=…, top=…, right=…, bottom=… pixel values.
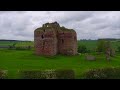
left=0, top=40, right=120, bottom=79
left=0, top=50, right=120, bottom=79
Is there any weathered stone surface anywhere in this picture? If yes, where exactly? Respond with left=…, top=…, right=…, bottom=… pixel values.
left=85, top=55, right=96, bottom=61
left=34, top=22, right=77, bottom=56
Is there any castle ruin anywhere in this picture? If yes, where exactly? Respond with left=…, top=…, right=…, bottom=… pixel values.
left=34, top=22, right=77, bottom=56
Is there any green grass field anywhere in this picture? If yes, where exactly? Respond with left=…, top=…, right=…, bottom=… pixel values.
left=0, top=49, right=120, bottom=79
left=0, top=40, right=120, bottom=79
left=0, top=41, right=15, bottom=46
left=0, top=41, right=34, bottom=47
left=78, top=40, right=120, bottom=51
left=0, top=40, right=119, bottom=50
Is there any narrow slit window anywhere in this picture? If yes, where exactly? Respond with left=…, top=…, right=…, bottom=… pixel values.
left=62, top=39, right=64, bottom=43
left=41, top=35, right=44, bottom=39
left=74, top=36, right=76, bottom=40
left=43, top=29, right=45, bottom=32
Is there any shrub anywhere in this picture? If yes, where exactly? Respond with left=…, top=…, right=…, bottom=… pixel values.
left=110, top=48, right=116, bottom=57
left=0, top=70, right=8, bottom=79
left=118, top=46, right=120, bottom=52
left=96, top=40, right=106, bottom=53
left=15, top=46, right=31, bottom=50
left=78, top=45, right=88, bottom=53
left=55, top=69, right=75, bottom=79
left=84, top=67, right=120, bottom=79
left=8, top=45, right=15, bottom=50
left=20, top=69, right=75, bottom=79
left=20, top=70, right=56, bottom=79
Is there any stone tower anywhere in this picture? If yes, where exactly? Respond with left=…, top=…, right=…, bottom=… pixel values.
left=34, top=22, right=77, bottom=56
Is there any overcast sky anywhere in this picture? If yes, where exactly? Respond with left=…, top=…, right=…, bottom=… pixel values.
left=0, top=11, right=120, bottom=41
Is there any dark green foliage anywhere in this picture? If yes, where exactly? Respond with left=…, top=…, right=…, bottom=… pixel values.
left=0, top=70, right=7, bottom=79
left=97, top=40, right=114, bottom=55
left=55, top=69, right=75, bottom=79
left=110, top=48, right=116, bottom=57
left=8, top=45, right=13, bottom=49
left=118, top=46, right=120, bottom=52
left=20, top=69, right=75, bottom=79
left=104, top=41, right=111, bottom=49
left=8, top=43, right=16, bottom=49
left=20, top=70, right=56, bottom=79
left=84, top=68, right=120, bottom=79
left=15, top=46, right=31, bottom=50
left=78, top=45, right=88, bottom=53
left=27, top=46, right=31, bottom=50
left=96, top=40, right=106, bottom=52
left=12, top=43, right=16, bottom=48
left=15, top=47, right=26, bottom=50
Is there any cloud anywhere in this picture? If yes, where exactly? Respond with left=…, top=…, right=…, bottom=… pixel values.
left=0, top=11, right=120, bottom=40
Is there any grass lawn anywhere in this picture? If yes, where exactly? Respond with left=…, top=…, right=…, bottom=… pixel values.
left=0, top=49, right=120, bottom=79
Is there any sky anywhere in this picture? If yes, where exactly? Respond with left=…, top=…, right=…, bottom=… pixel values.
left=0, top=11, right=120, bottom=41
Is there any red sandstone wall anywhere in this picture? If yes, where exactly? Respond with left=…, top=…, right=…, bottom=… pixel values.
left=34, top=22, right=78, bottom=56
left=34, top=28, right=58, bottom=56
left=58, top=31, right=77, bottom=55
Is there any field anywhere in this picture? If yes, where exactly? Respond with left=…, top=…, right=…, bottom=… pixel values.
left=0, top=41, right=34, bottom=47
left=78, top=40, right=120, bottom=51
left=0, top=40, right=120, bottom=79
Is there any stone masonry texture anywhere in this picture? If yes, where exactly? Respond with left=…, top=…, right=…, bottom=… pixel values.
left=34, top=22, right=77, bottom=56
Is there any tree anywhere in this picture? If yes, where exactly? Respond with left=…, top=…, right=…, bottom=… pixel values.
left=104, top=41, right=111, bottom=50
left=97, top=40, right=115, bottom=61
left=96, top=40, right=106, bottom=53
left=12, top=43, right=16, bottom=48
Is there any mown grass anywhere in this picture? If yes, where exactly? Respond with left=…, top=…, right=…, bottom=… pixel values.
left=0, top=49, right=120, bottom=79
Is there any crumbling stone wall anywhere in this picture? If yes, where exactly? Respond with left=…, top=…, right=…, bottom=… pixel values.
left=57, top=29, right=77, bottom=55
left=34, top=22, right=77, bottom=56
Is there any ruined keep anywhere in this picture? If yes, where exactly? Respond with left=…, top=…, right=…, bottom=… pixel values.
left=34, top=22, right=77, bottom=56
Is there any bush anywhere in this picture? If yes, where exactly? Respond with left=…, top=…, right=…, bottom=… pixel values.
left=55, top=69, right=75, bottom=79
left=118, top=46, right=120, bottom=52
left=84, top=67, right=120, bottom=79
left=20, top=69, right=75, bottom=79
left=0, top=70, right=8, bottom=79
left=15, top=46, right=31, bottom=50
left=96, top=40, right=106, bottom=53
left=78, top=45, right=88, bottom=53
left=20, top=70, right=56, bottom=79
left=8, top=45, right=15, bottom=50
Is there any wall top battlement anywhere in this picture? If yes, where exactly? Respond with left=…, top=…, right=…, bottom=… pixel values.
left=35, top=22, right=75, bottom=32
left=42, top=21, right=60, bottom=28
